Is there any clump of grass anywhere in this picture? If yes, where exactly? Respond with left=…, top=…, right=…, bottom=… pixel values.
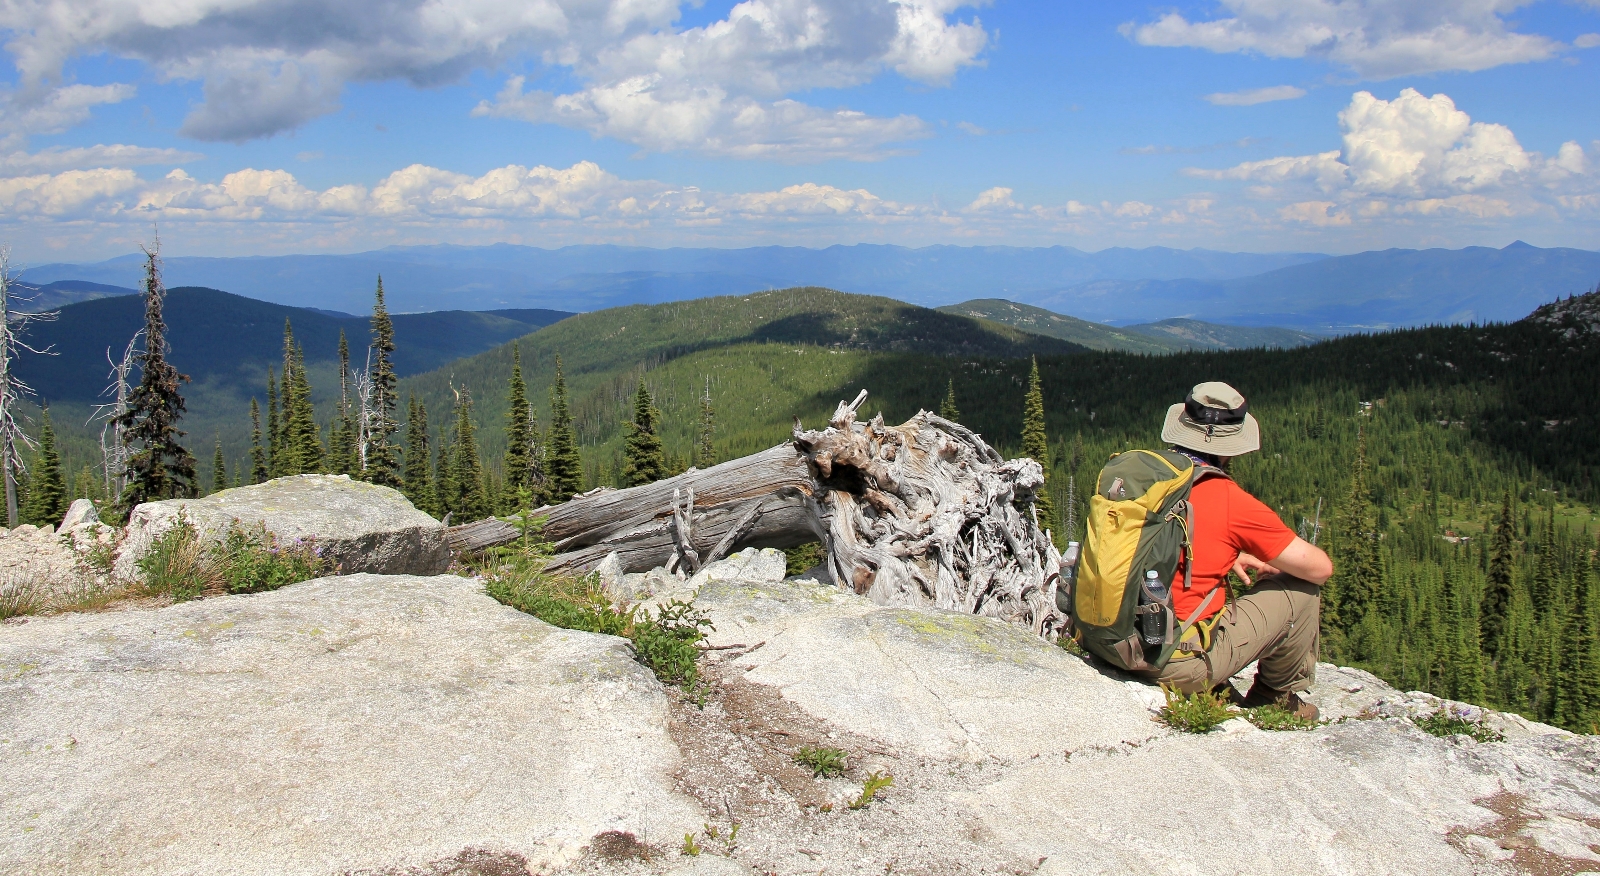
left=795, top=745, right=849, bottom=777
left=1246, top=704, right=1319, bottom=731
left=0, top=574, right=41, bottom=620
left=479, top=526, right=713, bottom=694
left=1416, top=707, right=1505, bottom=743
left=137, top=516, right=330, bottom=602
left=1158, top=686, right=1235, bottom=733
left=848, top=772, right=894, bottom=810
left=137, top=516, right=218, bottom=601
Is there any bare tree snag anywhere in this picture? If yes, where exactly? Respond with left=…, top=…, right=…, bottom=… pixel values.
left=451, top=390, right=1065, bottom=637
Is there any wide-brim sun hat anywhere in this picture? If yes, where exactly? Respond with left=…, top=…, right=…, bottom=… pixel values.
left=1161, top=381, right=1261, bottom=457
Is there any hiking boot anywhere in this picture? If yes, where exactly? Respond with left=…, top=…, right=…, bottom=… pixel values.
left=1240, top=678, right=1320, bottom=721
left=1210, top=682, right=1248, bottom=708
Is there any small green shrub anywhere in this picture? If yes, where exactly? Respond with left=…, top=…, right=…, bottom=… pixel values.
left=1415, top=707, right=1505, bottom=743
left=137, top=516, right=216, bottom=601
left=848, top=772, right=894, bottom=810
left=1246, top=704, right=1319, bottom=731
left=481, top=537, right=713, bottom=693
left=795, top=745, right=849, bottom=777
left=1055, top=632, right=1086, bottom=657
left=1158, top=686, right=1235, bottom=733
left=680, top=833, right=701, bottom=857
left=216, top=522, right=330, bottom=594
left=784, top=542, right=826, bottom=577
left=633, top=599, right=714, bottom=690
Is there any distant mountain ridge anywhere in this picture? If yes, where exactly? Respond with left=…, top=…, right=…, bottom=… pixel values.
left=19, top=240, right=1598, bottom=332
left=1026, top=242, right=1600, bottom=330
left=18, top=243, right=1327, bottom=315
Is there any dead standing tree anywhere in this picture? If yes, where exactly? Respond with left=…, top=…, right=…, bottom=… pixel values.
left=0, top=245, right=59, bottom=527
left=454, top=390, right=1066, bottom=637
left=92, top=333, right=142, bottom=501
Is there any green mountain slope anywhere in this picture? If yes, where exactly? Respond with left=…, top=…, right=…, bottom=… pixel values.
left=398, top=287, right=1085, bottom=464
left=16, top=288, right=570, bottom=480
left=942, top=298, right=1318, bottom=351
left=935, top=299, right=1183, bottom=353
left=1123, top=318, right=1320, bottom=350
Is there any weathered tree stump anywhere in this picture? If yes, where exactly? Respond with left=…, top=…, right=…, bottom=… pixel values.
left=454, top=390, right=1065, bottom=636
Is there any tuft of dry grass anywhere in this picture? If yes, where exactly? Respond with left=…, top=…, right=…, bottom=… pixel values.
left=0, top=573, right=41, bottom=620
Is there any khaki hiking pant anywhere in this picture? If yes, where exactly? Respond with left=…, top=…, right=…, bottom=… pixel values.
left=1151, top=576, right=1322, bottom=695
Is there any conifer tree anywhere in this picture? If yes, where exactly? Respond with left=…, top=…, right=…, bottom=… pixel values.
left=432, top=421, right=454, bottom=520
left=622, top=379, right=667, bottom=487
left=939, top=378, right=961, bottom=421
left=1333, top=428, right=1382, bottom=631
left=330, top=329, right=356, bottom=476
left=1533, top=507, right=1559, bottom=614
left=502, top=344, right=534, bottom=509
left=1020, top=357, right=1056, bottom=532
left=402, top=396, right=436, bottom=517
left=1553, top=545, right=1598, bottom=730
left=1480, top=493, right=1518, bottom=657
left=116, top=245, right=197, bottom=510
left=266, top=367, right=281, bottom=475
left=364, top=277, right=401, bottom=486
left=1442, top=566, right=1487, bottom=704
left=21, top=405, right=65, bottom=526
left=73, top=465, right=99, bottom=503
left=445, top=387, right=487, bottom=520
left=280, top=332, right=322, bottom=474
left=211, top=440, right=226, bottom=495
left=544, top=356, right=583, bottom=503
left=694, top=377, right=716, bottom=470
left=249, top=398, right=268, bottom=484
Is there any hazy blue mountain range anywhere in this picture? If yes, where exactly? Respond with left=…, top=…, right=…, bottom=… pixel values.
left=18, top=244, right=1326, bottom=315
left=11, top=279, right=139, bottom=312
left=19, top=240, right=1596, bottom=332
left=939, top=299, right=1319, bottom=352
left=1031, top=241, right=1600, bottom=330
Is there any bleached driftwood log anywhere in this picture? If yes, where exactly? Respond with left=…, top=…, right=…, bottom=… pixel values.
left=455, top=390, right=1065, bottom=636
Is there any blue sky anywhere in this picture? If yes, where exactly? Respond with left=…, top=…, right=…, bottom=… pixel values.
left=2, top=0, right=1598, bottom=261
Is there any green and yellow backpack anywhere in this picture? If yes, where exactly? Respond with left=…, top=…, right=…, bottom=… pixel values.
left=1064, top=449, right=1228, bottom=672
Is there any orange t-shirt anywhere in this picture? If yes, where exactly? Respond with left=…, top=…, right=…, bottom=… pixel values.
left=1173, top=476, right=1297, bottom=623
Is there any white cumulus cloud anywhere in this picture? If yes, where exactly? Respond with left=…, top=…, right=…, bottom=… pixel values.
left=1127, top=0, right=1561, bottom=78
left=474, top=0, right=984, bottom=161
left=1, top=0, right=985, bottom=157
left=1186, top=88, right=1595, bottom=227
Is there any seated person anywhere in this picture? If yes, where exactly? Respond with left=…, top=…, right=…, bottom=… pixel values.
left=1149, top=382, right=1333, bottom=720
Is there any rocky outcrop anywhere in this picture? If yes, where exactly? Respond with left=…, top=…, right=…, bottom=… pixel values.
left=4, top=552, right=1598, bottom=875
left=0, top=573, right=700, bottom=875
left=115, top=475, right=449, bottom=580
